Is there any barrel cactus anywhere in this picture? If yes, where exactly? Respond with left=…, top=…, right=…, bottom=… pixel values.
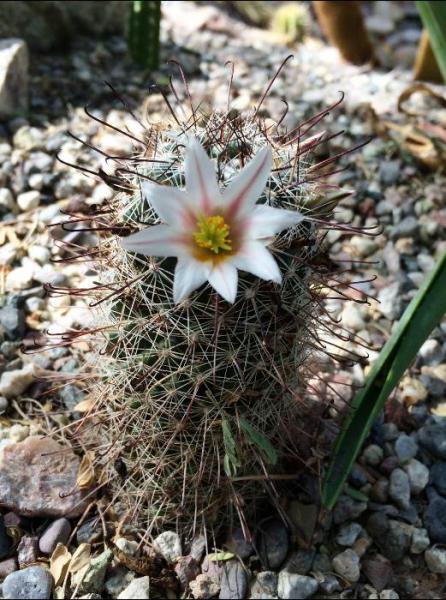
left=47, top=67, right=368, bottom=539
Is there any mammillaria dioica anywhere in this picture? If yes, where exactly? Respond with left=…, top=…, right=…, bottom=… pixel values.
left=40, top=62, right=373, bottom=539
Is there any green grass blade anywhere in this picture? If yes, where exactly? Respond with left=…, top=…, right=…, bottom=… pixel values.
left=416, top=1, right=446, bottom=82
left=322, top=250, right=446, bottom=510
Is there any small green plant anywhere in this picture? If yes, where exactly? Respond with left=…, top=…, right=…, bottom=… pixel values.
left=323, top=249, right=446, bottom=510
left=128, top=0, right=161, bottom=69
left=271, top=3, right=309, bottom=44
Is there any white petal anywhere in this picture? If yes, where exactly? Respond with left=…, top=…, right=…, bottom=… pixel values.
left=231, top=241, right=282, bottom=283
left=121, top=224, right=186, bottom=257
left=142, top=181, right=195, bottom=227
left=208, top=262, right=238, bottom=303
left=222, top=146, right=272, bottom=220
left=247, top=204, right=304, bottom=239
left=173, top=258, right=211, bottom=304
left=185, top=137, right=222, bottom=213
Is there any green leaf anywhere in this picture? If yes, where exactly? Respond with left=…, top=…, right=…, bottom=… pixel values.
left=207, top=551, right=235, bottom=562
left=322, top=250, right=446, bottom=510
left=416, top=1, right=446, bottom=82
left=239, top=418, right=278, bottom=465
left=222, top=420, right=240, bottom=477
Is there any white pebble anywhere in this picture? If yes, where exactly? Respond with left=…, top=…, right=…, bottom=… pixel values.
left=17, top=190, right=41, bottom=211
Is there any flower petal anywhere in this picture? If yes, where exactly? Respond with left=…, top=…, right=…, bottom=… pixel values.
left=173, top=258, right=211, bottom=304
left=185, top=137, right=222, bottom=213
left=231, top=241, right=282, bottom=283
left=121, top=224, right=186, bottom=257
left=247, top=204, right=304, bottom=239
left=208, top=262, right=238, bottom=303
left=222, top=146, right=272, bottom=220
left=142, top=181, right=196, bottom=228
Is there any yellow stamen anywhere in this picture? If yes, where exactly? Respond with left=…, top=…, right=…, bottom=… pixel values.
left=193, top=215, right=232, bottom=254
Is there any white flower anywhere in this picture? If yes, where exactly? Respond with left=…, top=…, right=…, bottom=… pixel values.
left=121, top=137, right=303, bottom=304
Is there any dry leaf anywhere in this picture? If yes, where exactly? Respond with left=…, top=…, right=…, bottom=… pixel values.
left=73, top=396, right=95, bottom=413
left=50, top=543, right=72, bottom=587
left=77, top=452, right=95, bottom=489
left=68, top=542, right=91, bottom=574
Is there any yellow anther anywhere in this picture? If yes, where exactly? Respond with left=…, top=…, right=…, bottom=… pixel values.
left=193, top=215, right=232, bottom=254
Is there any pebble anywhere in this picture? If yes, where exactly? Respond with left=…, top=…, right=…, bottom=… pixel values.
left=5, top=265, right=34, bottom=291
left=419, top=339, right=444, bottom=365
left=391, top=216, right=419, bottom=240
left=0, top=302, right=26, bottom=341
left=336, top=522, right=362, bottom=547
left=105, top=567, right=135, bottom=597
left=219, top=559, right=248, bottom=599
left=250, top=571, right=278, bottom=599
left=0, top=436, right=88, bottom=517
left=117, top=576, right=151, bottom=599
left=0, top=557, right=18, bottom=578
left=380, top=590, right=400, bottom=600
left=17, top=535, right=38, bottom=567
left=17, top=190, right=40, bottom=211
left=153, top=531, right=182, bottom=563
left=333, top=495, right=368, bottom=524
left=430, top=462, right=446, bottom=496
left=0, top=514, right=12, bottom=559
left=394, top=435, right=418, bottom=463
left=0, top=396, right=8, bottom=413
left=78, top=549, right=113, bottom=594
left=3, top=566, right=53, bottom=599
left=424, top=547, right=446, bottom=574
left=404, top=459, right=429, bottom=495
left=283, top=550, right=315, bottom=575
left=377, top=282, right=403, bottom=320
left=410, top=528, right=430, bottom=554
left=382, top=423, right=399, bottom=442
left=258, top=519, right=289, bottom=569
left=0, top=243, right=18, bottom=266
left=370, top=478, right=389, bottom=503
left=389, top=468, right=411, bottom=510
left=39, top=518, right=71, bottom=554
left=28, top=245, right=51, bottom=265
left=363, top=444, right=384, bottom=466
left=225, top=527, right=253, bottom=559
left=114, top=537, right=138, bottom=556
left=341, top=302, right=366, bottom=331
left=332, top=549, right=360, bottom=583
left=0, top=188, right=15, bottom=211
left=277, top=572, right=318, bottom=599
left=9, top=424, right=29, bottom=443
left=189, top=574, right=220, bottom=599
left=319, top=574, right=342, bottom=594
left=424, top=492, right=446, bottom=543
left=0, top=363, right=35, bottom=399
left=418, top=420, right=446, bottom=460
left=174, top=555, right=200, bottom=589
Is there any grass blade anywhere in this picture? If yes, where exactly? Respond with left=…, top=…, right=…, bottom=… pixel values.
left=322, top=250, right=446, bottom=510
left=416, top=1, right=446, bottom=82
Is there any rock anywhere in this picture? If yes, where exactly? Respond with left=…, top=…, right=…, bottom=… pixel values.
left=0, top=557, right=18, bottom=578
left=363, top=444, right=384, bottom=466
left=39, top=518, right=71, bottom=554
left=332, top=549, right=360, bottom=583
left=419, top=420, right=446, bottom=460
left=3, top=565, right=53, bottom=599
left=377, top=282, right=403, bottom=320
left=219, top=559, right=248, bottom=599
left=419, top=339, right=444, bottom=365
left=341, top=302, right=366, bottom=331
left=0, top=39, right=28, bottom=118
left=250, top=571, right=278, bottom=599
left=0, top=188, right=15, bottom=211
left=17, top=535, right=38, bottom=567
left=404, top=459, right=429, bottom=495
left=379, top=160, right=400, bottom=185
left=379, top=455, right=399, bottom=476
left=283, top=550, right=315, bottom=575
left=28, top=245, right=50, bottom=265
left=58, top=384, right=84, bottom=411
left=349, top=235, right=377, bottom=258
left=410, top=528, right=429, bottom=554
left=190, top=534, right=206, bottom=562
left=0, top=363, right=34, bottom=398
left=430, top=462, right=446, bottom=496
left=174, top=555, right=200, bottom=589
left=105, top=566, right=134, bottom=597
left=9, top=424, right=29, bottom=443
left=117, top=575, right=151, bottom=599
left=287, top=501, right=318, bottom=545
left=424, top=547, right=446, bottom=574
left=367, top=514, right=412, bottom=561
left=114, top=537, right=138, bottom=556
left=78, top=549, right=113, bottom=594
left=17, top=190, right=40, bottom=211
left=370, top=478, right=389, bottom=503
left=190, top=574, right=220, bottom=599
left=0, top=396, right=8, bottom=413
left=225, top=527, right=253, bottom=559
left=424, top=492, right=446, bottom=543
left=399, top=377, right=428, bottom=405
left=312, top=553, right=331, bottom=573
left=76, top=518, right=104, bottom=544
left=153, top=531, right=182, bottom=563
left=362, top=556, right=393, bottom=592
left=0, top=301, right=25, bottom=340
left=336, top=522, right=362, bottom=547
left=380, top=589, right=400, bottom=599
left=389, top=469, right=411, bottom=510
left=0, top=436, right=88, bottom=517
left=319, top=574, right=342, bottom=595
left=5, top=265, right=34, bottom=291
left=258, top=519, right=289, bottom=569
left=391, top=216, right=419, bottom=240
left=0, top=514, right=12, bottom=559
left=0, top=243, right=17, bottom=266
left=277, top=572, right=318, bottom=599
left=382, top=423, right=399, bottom=442
left=333, top=495, right=367, bottom=525
left=394, top=435, right=418, bottom=463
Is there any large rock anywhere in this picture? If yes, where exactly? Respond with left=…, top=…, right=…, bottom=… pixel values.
left=0, top=436, right=89, bottom=518
left=0, top=2, right=128, bottom=51
left=0, top=39, right=28, bottom=118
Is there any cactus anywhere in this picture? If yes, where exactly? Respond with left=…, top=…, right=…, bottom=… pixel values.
left=128, top=0, right=161, bottom=69
left=271, top=3, right=309, bottom=44
left=43, top=65, right=371, bottom=539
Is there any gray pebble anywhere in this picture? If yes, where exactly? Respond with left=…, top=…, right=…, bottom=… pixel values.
left=332, top=549, right=360, bottom=583
left=404, top=459, right=429, bottom=495
left=418, top=420, right=446, bottom=460
left=424, top=492, right=446, bottom=543
left=363, top=444, right=384, bottom=466
left=258, top=519, right=289, bottom=569
left=382, top=423, right=399, bottom=442
left=39, top=517, right=71, bottom=554
left=219, top=560, right=248, bottom=600
left=336, top=522, right=362, bottom=547
left=389, top=469, right=411, bottom=510
left=391, top=216, right=419, bottom=240
left=394, top=434, right=418, bottom=463
left=425, top=547, right=446, bottom=574
left=250, top=571, right=277, bottom=599
left=117, top=576, right=150, bottom=599
left=410, top=528, right=430, bottom=554
left=377, top=282, right=403, bottom=320
left=277, top=572, right=318, bottom=599
left=430, top=462, right=446, bottom=496
left=153, top=531, right=182, bottom=563
left=225, top=527, right=253, bottom=559
left=333, top=495, right=367, bottom=525
left=3, top=566, right=53, bottom=599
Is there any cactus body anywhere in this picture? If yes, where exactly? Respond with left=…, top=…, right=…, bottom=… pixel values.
left=128, top=0, right=161, bottom=69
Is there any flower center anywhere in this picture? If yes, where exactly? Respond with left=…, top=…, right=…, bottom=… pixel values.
left=193, top=215, right=232, bottom=254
